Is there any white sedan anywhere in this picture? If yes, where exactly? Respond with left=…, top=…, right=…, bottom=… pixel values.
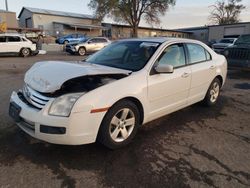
left=9, top=38, right=227, bottom=149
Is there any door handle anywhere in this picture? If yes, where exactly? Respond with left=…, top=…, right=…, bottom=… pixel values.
left=181, top=72, right=190, bottom=78
left=210, top=65, right=216, bottom=70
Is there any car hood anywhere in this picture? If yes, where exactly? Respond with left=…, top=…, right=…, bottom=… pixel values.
left=24, top=61, right=131, bottom=93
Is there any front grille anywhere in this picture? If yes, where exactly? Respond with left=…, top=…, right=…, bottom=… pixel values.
left=22, top=84, right=52, bottom=109
left=228, top=49, right=250, bottom=60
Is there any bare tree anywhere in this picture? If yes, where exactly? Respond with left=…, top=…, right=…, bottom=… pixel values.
left=209, top=0, right=246, bottom=25
left=89, top=0, right=176, bottom=37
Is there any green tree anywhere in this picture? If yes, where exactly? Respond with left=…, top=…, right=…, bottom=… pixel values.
left=209, top=0, right=246, bottom=24
left=89, top=0, right=176, bottom=37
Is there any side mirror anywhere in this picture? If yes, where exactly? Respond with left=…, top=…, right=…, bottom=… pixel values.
left=154, top=64, right=174, bottom=74
left=88, top=41, right=92, bottom=44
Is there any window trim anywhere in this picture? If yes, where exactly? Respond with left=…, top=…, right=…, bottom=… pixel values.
left=150, top=43, right=187, bottom=75
left=184, top=43, right=212, bottom=65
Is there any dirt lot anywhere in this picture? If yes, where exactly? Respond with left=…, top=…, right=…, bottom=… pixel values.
left=0, top=54, right=249, bottom=188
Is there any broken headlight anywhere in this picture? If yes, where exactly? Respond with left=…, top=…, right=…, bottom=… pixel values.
left=48, top=93, right=82, bottom=117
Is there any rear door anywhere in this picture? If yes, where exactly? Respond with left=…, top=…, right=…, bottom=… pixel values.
left=6, top=36, right=22, bottom=53
left=95, top=38, right=107, bottom=50
left=185, top=43, right=216, bottom=104
left=0, top=36, right=7, bottom=53
left=87, top=38, right=98, bottom=51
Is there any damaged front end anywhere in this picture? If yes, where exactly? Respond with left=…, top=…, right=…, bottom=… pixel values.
left=20, top=73, right=128, bottom=111
left=19, top=61, right=132, bottom=111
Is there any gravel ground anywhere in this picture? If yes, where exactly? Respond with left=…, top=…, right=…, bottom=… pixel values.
left=0, top=54, right=249, bottom=188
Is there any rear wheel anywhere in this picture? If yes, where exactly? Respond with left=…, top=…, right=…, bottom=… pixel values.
left=203, top=78, right=221, bottom=106
left=78, top=47, right=86, bottom=56
left=97, top=100, right=140, bottom=149
left=20, top=48, right=30, bottom=57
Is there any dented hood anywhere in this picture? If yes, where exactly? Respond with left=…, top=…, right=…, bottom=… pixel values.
left=24, top=61, right=131, bottom=93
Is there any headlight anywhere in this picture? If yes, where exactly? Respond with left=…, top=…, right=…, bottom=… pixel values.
left=49, top=93, right=82, bottom=117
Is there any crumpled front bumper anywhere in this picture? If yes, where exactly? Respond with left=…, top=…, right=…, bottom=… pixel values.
left=9, top=91, right=105, bottom=145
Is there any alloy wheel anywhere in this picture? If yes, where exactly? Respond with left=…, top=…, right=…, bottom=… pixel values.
left=109, top=108, right=135, bottom=143
left=210, top=82, right=220, bottom=103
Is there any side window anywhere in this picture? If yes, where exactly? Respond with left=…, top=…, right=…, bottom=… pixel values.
left=0, top=36, right=6, bottom=43
left=186, top=43, right=207, bottom=64
left=157, top=44, right=186, bottom=68
left=92, top=38, right=102, bottom=43
left=205, top=50, right=212, bottom=61
left=7, top=36, right=21, bottom=42
left=100, top=38, right=108, bottom=43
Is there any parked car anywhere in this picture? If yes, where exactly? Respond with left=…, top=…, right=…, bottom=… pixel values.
left=212, top=38, right=237, bottom=54
left=223, top=34, right=250, bottom=70
left=0, top=33, right=38, bottom=57
left=55, top=33, right=86, bottom=45
left=66, top=37, right=111, bottom=56
left=207, top=39, right=217, bottom=48
left=9, top=38, right=227, bottom=149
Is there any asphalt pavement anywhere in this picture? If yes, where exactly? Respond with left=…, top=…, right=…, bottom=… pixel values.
left=0, top=54, right=249, bottom=188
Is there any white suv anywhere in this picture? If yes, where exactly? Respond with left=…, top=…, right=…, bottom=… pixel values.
left=0, top=33, right=38, bottom=57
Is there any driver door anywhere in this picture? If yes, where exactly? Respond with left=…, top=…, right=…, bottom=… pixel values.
left=147, top=43, right=191, bottom=120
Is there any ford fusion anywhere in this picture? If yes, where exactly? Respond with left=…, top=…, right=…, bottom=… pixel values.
left=9, top=38, right=227, bottom=149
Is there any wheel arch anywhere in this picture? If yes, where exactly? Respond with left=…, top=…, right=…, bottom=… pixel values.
left=109, top=97, right=144, bottom=125
left=215, top=75, right=223, bottom=86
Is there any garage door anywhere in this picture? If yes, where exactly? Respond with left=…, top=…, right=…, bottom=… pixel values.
left=224, top=26, right=245, bottom=36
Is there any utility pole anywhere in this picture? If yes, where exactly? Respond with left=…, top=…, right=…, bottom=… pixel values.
left=5, top=0, right=9, bottom=11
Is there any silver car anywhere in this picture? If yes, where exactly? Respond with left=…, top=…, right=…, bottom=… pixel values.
left=212, top=38, right=237, bottom=54
left=66, top=37, right=111, bottom=56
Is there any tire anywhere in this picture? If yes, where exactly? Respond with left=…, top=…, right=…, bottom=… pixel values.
left=20, top=48, right=30, bottom=57
left=97, top=100, right=140, bottom=149
left=63, top=40, right=69, bottom=45
left=203, top=78, right=221, bottom=106
left=78, top=47, right=86, bottom=56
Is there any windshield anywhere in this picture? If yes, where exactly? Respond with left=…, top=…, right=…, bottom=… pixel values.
left=219, top=39, right=235, bottom=44
left=235, top=35, right=250, bottom=44
left=85, top=41, right=161, bottom=71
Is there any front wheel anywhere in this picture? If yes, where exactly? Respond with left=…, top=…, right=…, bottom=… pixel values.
left=97, top=100, right=140, bottom=149
left=20, top=48, right=30, bottom=57
left=203, top=78, right=221, bottom=106
left=78, top=47, right=86, bottom=56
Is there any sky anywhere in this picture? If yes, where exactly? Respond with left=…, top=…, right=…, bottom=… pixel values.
left=0, top=0, right=249, bottom=29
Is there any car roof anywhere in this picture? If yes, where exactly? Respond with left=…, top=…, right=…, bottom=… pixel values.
left=0, top=33, right=24, bottom=37
left=118, top=37, right=198, bottom=44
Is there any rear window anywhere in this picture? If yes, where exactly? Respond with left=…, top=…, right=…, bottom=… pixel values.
left=187, top=43, right=211, bottom=64
left=0, top=36, right=6, bottom=43
left=7, top=36, right=21, bottom=42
